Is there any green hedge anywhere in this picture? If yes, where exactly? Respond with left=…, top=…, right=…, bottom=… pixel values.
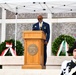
left=0, top=39, right=24, bottom=56
left=52, top=35, right=75, bottom=56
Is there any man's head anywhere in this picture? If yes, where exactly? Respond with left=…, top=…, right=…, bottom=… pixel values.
left=37, top=15, right=43, bottom=23
left=73, top=49, right=76, bottom=59
left=67, top=42, right=76, bottom=59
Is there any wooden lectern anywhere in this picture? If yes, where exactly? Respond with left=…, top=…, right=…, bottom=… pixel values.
left=22, top=31, right=46, bottom=69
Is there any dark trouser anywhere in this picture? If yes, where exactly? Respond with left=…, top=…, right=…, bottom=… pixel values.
left=44, top=44, right=47, bottom=66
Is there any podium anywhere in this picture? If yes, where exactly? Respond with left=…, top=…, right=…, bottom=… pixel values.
left=22, top=31, right=46, bottom=69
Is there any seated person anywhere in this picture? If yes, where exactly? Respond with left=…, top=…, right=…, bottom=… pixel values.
left=60, top=42, right=76, bottom=75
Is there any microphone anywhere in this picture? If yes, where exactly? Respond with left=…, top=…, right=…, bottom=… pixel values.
left=40, top=27, right=42, bottom=30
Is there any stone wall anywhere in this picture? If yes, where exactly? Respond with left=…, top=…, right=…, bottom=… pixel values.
left=52, top=13, right=76, bottom=18
left=52, top=13, right=76, bottom=42
left=0, top=8, right=2, bottom=19
left=6, top=23, right=33, bottom=45
left=6, top=24, right=15, bottom=40
left=0, top=24, right=1, bottom=43
left=52, top=22, right=76, bottom=42
left=1, top=8, right=76, bottom=47
left=5, top=10, right=47, bottom=45
left=0, top=56, right=72, bottom=69
left=6, top=10, right=47, bottom=19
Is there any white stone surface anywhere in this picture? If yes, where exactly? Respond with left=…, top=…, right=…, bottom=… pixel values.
left=0, top=56, right=73, bottom=69
left=46, top=56, right=73, bottom=65
left=0, top=56, right=24, bottom=69
left=0, top=56, right=24, bottom=65
left=0, top=69, right=60, bottom=75
left=46, top=56, right=73, bottom=69
left=3, top=66, right=22, bottom=69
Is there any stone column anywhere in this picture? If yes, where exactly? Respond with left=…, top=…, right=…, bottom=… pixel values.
left=1, top=8, right=6, bottom=42
left=47, top=13, right=52, bottom=56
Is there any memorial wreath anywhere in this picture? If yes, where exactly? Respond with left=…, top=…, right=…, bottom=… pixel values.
left=0, top=39, right=24, bottom=56
left=52, top=35, right=75, bottom=56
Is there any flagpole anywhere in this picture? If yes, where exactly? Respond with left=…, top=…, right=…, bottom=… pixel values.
left=15, top=7, right=18, bottom=54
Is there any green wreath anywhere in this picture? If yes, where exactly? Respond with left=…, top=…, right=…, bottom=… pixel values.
left=52, top=35, right=75, bottom=56
left=0, top=39, right=24, bottom=56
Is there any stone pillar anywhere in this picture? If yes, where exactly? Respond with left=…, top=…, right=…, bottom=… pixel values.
left=47, top=13, right=52, bottom=56
left=1, top=8, right=6, bottom=42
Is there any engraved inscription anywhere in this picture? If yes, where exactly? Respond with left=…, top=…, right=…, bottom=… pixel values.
left=28, top=44, right=38, bottom=56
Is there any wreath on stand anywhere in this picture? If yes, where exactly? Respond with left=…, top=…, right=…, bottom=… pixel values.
left=0, top=39, right=24, bottom=69
left=0, top=39, right=24, bottom=56
left=52, top=35, right=75, bottom=56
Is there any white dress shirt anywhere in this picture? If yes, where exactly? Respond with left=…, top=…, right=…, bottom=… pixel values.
left=72, top=58, right=76, bottom=63
left=39, top=22, right=43, bottom=28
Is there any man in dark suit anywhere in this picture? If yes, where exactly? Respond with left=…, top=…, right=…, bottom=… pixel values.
left=60, top=42, right=76, bottom=75
left=32, top=15, right=50, bottom=66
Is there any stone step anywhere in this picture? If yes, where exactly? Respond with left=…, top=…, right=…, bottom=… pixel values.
left=0, top=69, right=60, bottom=75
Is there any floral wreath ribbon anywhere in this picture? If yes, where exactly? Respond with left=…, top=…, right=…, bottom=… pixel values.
left=0, top=42, right=17, bottom=56
left=57, top=40, right=68, bottom=56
